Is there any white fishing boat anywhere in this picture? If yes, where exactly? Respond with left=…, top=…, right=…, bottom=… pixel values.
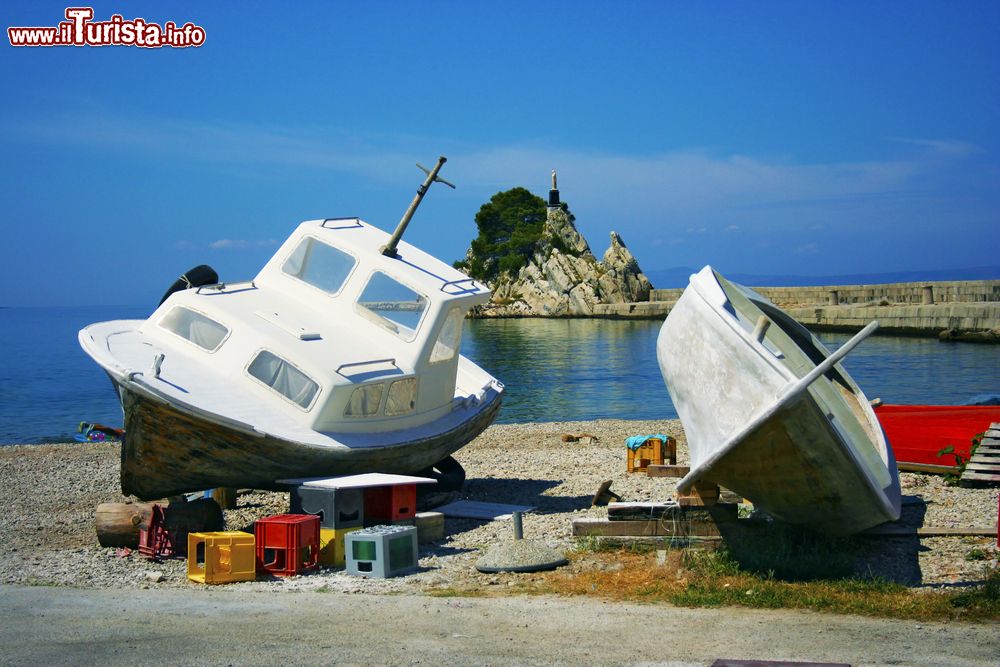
left=656, top=266, right=901, bottom=535
left=80, top=158, right=503, bottom=500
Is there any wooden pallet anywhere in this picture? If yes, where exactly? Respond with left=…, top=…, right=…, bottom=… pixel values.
left=960, top=422, right=1000, bottom=486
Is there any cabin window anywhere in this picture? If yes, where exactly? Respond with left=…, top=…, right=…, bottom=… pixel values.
left=247, top=350, right=319, bottom=409
left=282, top=236, right=356, bottom=294
left=385, top=378, right=417, bottom=416
left=356, top=272, right=427, bottom=341
left=344, top=383, right=384, bottom=417
left=429, top=308, right=463, bottom=364
left=159, top=307, right=229, bottom=352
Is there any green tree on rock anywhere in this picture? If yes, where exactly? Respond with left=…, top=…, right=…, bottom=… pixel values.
left=458, top=187, right=548, bottom=283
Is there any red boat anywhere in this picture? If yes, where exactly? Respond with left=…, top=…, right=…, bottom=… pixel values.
left=874, top=404, right=1000, bottom=470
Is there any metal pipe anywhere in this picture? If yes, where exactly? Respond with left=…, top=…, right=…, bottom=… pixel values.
left=381, top=156, right=453, bottom=257
left=512, top=511, right=523, bottom=540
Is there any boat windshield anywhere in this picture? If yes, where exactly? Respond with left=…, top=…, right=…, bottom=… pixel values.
left=158, top=306, right=229, bottom=352
left=429, top=307, right=463, bottom=363
left=282, top=236, right=356, bottom=295
left=356, top=271, right=427, bottom=341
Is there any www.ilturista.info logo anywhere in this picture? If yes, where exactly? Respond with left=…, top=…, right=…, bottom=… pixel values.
left=8, top=7, right=205, bottom=48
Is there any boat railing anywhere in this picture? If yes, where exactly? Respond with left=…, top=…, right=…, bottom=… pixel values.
left=195, top=281, right=257, bottom=296
left=440, top=278, right=482, bottom=296
left=335, top=358, right=402, bottom=380
left=321, top=217, right=363, bottom=230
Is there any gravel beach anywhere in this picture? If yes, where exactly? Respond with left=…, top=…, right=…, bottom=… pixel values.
left=1, top=419, right=997, bottom=593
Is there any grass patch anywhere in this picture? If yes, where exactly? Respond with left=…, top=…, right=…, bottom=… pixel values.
left=529, top=547, right=1000, bottom=622
left=950, top=567, right=1000, bottom=616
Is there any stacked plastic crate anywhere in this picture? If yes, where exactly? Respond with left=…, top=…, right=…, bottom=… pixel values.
left=279, top=473, right=436, bottom=576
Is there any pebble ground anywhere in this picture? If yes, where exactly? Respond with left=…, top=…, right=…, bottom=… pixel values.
left=1, top=419, right=997, bottom=594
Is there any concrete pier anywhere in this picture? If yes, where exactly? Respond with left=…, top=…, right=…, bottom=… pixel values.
left=594, top=279, right=1000, bottom=341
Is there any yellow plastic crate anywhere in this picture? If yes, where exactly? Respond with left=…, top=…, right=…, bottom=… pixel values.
left=187, top=531, right=256, bottom=584
left=319, top=526, right=360, bottom=567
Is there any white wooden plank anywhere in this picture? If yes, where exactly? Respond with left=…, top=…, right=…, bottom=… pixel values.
left=436, top=500, right=535, bottom=520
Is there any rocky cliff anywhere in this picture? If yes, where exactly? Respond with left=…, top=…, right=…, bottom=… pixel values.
left=473, top=207, right=652, bottom=317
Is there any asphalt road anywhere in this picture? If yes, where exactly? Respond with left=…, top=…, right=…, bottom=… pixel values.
left=2, top=585, right=997, bottom=666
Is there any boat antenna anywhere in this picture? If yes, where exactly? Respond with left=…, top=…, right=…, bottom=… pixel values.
left=381, top=156, right=456, bottom=257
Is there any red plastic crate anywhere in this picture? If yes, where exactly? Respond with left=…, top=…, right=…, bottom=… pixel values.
left=364, top=484, right=417, bottom=524
left=138, top=504, right=184, bottom=560
left=254, top=513, right=320, bottom=577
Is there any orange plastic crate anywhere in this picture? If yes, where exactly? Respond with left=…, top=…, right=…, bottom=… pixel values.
left=254, top=514, right=320, bottom=577
left=627, top=437, right=676, bottom=472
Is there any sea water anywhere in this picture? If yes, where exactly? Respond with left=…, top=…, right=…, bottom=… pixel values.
left=463, top=318, right=999, bottom=423
left=0, top=307, right=996, bottom=444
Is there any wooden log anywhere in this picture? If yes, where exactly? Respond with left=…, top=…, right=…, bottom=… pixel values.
left=95, top=502, right=155, bottom=547
left=896, top=462, right=957, bottom=475
left=162, top=498, right=226, bottom=536
left=94, top=498, right=225, bottom=548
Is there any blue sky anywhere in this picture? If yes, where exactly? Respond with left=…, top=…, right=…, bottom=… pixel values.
left=2, top=1, right=998, bottom=306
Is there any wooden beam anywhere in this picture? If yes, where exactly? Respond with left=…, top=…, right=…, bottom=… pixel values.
left=607, top=502, right=737, bottom=523
left=646, top=464, right=690, bottom=478
left=571, top=517, right=725, bottom=538
left=863, top=524, right=998, bottom=537
left=896, top=462, right=956, bottom=475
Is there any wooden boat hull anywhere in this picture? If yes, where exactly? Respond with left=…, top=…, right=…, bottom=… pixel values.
left=118, top=380, right=502, bottom=500
left=657, top=267, right=901, bottom=535
left=874, top=404, right=1000, bottom=467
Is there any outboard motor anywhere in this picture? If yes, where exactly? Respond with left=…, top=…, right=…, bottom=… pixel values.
left=158, top=265, right=219, bottom=306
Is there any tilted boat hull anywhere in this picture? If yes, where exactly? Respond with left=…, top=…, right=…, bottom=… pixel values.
left=118, top=380, right=502, bottom=500
left=657, top=267, right=901, bottom=535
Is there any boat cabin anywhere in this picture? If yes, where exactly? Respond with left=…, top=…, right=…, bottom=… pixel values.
left=139, top=218, right=491, bottom=434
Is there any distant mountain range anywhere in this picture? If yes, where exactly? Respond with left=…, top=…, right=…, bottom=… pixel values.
left=643, top=266, right=1000, bottom=289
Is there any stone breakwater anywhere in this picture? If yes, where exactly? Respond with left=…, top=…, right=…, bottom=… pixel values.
left=0, top=420, right=996, bottom=593
left=595, top=279, right=1000, bottom=341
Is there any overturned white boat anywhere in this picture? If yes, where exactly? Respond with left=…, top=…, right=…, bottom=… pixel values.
left=657, top=266, right=900, bottom=535
left=80, top=158, right=503, bottom=500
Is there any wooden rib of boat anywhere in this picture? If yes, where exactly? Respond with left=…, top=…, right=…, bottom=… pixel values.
left=656, top=266, right=901, bottom=535
left=80, top=159, right=503, bottom=500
